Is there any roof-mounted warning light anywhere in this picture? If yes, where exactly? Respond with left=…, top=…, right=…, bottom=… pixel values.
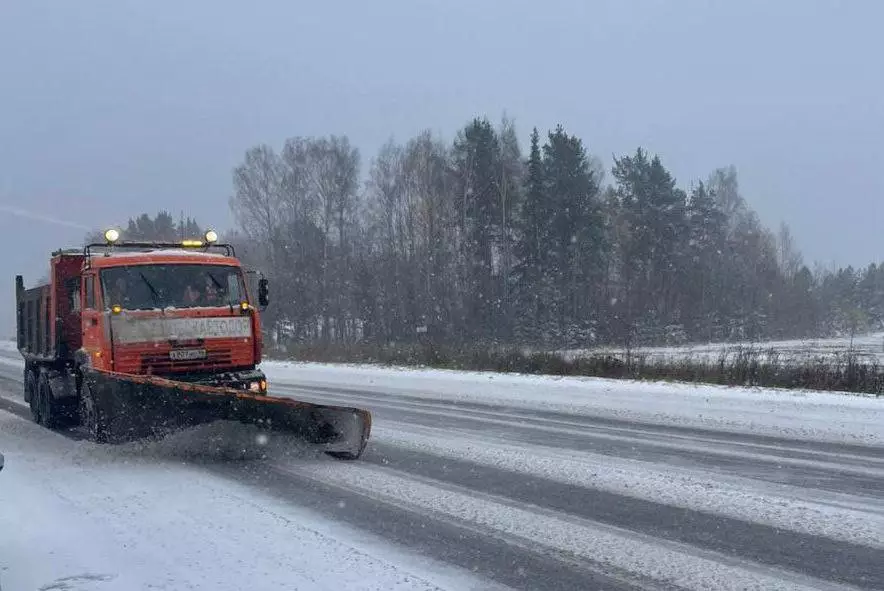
left=84, top=224, right=235, bottom=262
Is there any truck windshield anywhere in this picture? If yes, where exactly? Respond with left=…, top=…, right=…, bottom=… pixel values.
left=100, top=264, right=247, bottom=310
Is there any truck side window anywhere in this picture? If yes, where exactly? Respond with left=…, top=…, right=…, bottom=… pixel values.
left=84, top=276, right=95, bottom=309
left=227, top=273, right=243, bottom=304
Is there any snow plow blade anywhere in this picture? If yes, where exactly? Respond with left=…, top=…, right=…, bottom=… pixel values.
left=83, top=369, right=372, bottom=459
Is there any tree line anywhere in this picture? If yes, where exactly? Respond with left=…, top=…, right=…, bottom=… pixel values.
left=95, top=116, right=883, bottom=351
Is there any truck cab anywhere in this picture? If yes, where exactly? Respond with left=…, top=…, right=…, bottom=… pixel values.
left=80, top=244, right=268, bottom=392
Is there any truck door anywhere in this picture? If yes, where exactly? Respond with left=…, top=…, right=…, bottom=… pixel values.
left=81, top=273, right=109, bottom=370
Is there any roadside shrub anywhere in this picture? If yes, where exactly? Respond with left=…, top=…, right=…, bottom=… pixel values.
left=272, top=342, right=884, bottom=396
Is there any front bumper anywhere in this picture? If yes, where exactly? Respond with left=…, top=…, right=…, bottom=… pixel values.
left=161, top=368, right=268, bottom=394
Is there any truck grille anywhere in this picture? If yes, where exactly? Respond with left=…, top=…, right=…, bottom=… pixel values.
left=141, top=349, right=233, bottom=375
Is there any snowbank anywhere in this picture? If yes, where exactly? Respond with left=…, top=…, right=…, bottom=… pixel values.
left=261, top=360, right=884, bottom=446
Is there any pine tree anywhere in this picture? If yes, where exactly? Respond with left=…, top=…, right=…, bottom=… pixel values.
left=451, top=118, right=503, bottom=341
left=684, top=181, right=727, bottom=339
left=513, top=128, right=549, bottom=341
left=542, top=125, right=603, bottom=345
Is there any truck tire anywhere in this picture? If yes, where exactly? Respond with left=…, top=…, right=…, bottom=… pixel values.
left=24, top=367, right=35, bottom=403
left=79, top=380, right=108, bottom=443
left=28, top=372, right=41, bottom=424
left=33, top=371, right=77, bottom=430
left=25, top=369, right=37, bottom=407
left=35, top=372, right=60, bottom=429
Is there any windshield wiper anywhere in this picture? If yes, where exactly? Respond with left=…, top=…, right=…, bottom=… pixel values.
left=207, top=272, right=225, bottom=292
left=206, top=272, right=233, bottom=310
left=139, top=272, right=162, bottom=309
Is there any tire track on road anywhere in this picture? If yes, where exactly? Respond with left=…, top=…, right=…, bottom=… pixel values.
left=274, top=384, right=884, bottom=498
left=214, top=458, right=653, bottom=591
left=265, top=455, right=863, bottom=591
left=359, top=440, right=884, bottom=588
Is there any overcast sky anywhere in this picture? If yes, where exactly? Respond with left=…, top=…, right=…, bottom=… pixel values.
left=1, top=0, right=882, bottom=334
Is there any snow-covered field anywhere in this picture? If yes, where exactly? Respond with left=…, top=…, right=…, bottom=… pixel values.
left=557, top=331, right=884, bottom=365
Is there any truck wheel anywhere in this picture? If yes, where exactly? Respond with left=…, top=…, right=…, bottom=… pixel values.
left=62, top=398, right=82, bottom=427
left=24, top=368, right=36, bottom=403
left=79, top=381, right=108, bottom=443
left=25, top=370, right=37, bottom=411
left=35, top=373, right=61, bottom=429
left=29, top=375, right=42, bottom=425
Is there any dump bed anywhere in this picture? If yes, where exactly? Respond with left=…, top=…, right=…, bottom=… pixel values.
left=16, top=251, right=85, bottom=363
left=15, top=276, right=55, bottom=361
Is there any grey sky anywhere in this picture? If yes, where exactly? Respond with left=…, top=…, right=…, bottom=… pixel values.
left=1, top=0, right=882, bottom=334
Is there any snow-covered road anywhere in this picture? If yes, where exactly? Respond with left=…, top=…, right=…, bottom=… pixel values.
left=1, top=346, right=882, bottom=590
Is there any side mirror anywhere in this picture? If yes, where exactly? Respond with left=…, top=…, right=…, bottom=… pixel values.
left=258, top=278, right=269, bottom=308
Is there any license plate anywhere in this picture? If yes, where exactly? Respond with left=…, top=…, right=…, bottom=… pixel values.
left=169, top=348, right=207, bottom=361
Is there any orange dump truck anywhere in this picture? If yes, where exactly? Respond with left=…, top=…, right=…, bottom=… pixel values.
left=15, top=230, right=371, bottom=459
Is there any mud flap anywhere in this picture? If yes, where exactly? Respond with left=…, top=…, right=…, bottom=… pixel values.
left=84, top=370, right=372, bottom=458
